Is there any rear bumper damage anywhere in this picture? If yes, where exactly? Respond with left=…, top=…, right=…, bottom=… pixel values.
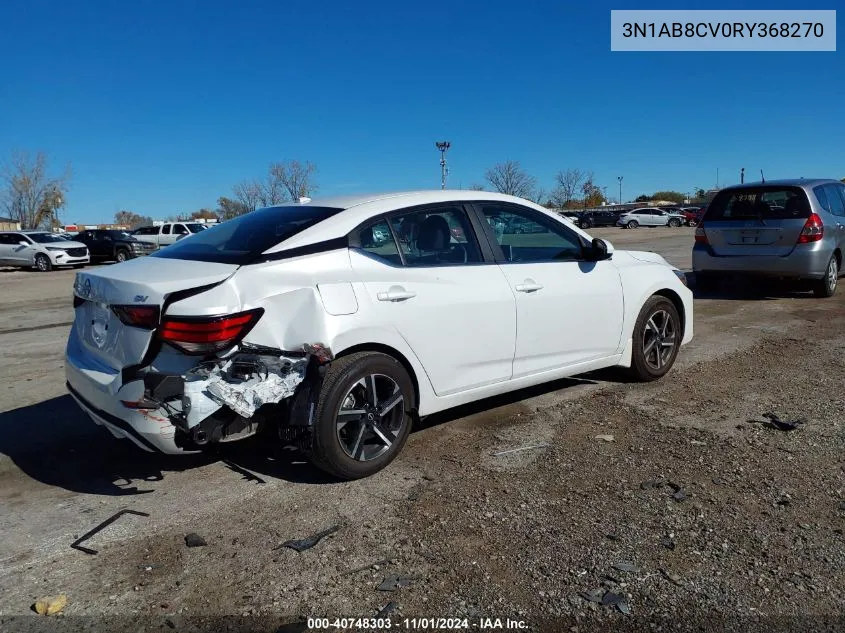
left=66, top=339, right=332, bottom=455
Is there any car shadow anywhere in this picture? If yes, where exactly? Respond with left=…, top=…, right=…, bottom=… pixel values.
left=0, top=395, right=332, bottom=496
left=691, top=275, right=819, bottom=301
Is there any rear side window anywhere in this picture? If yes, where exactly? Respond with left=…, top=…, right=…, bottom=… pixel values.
left=705, top=187, right=811, bottom=220
left=821, top=184, right=845, bottom=217
left=354, top=220, right=402, bottom=265
left=388, top=206, right=482, bottom=266
left=152, top=205, right=342, bottom=265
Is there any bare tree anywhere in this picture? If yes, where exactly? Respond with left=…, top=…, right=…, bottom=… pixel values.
left=233, top=180, right=263, bottom=211
left=531, top=188, right=547, bottom=205
left=114, top=210, right=153, bottom=229
left=268, top=160, right=318, bottom=202
left=484, top=161, right=537, bottom=198
left=550, top=169, right=585, bottom=208
left=468, top=183, right=486, bottom=191
left=1, top=151, right=71, bottom=229
left=217, top=196, right=250, bottom=220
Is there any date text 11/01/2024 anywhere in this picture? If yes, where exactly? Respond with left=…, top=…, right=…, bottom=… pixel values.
left=306, top=617, right=529, bottom=629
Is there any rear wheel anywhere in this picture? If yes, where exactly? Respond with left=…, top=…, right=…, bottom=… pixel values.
left=628, top=296, right=681, bottom=382
left=307, top=352, right=414, bottom=480
left=813, top=256, right=838, bottom=298
left=579, top=219, right=592, bottom=229
left=627, top=220, right=639, bottom=229
left=34, top=254, right=52, bottom=272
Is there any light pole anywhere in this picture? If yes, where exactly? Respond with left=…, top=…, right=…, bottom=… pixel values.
left=617, top=176, right=623, bottom=205
left=435, top=141, right=451, bottom=189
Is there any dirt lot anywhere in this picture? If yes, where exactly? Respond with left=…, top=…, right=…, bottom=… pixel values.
left=1, top=226, right=844, bottom=632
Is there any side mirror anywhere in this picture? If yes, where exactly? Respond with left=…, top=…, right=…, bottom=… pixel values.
left=18, top=241, right=29, bottom=247
left=587, top=238, right=612, bottom=261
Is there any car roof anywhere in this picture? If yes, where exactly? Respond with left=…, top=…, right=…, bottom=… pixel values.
left=720, top=178, right=839, bottom=190
left=263, top=190, right=588, bottom=253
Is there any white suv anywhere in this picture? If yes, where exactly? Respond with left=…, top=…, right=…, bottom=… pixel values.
left=0, top=231, right=90, bottom=271
left=66, top=191, right=693, bottom=479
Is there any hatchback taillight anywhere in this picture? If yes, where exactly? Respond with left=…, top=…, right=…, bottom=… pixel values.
left=158, top=308, right=264, bottom=355
left=111, top=305, right=160, bottom=329
left=694, top=224, right=708, bottom=244
left=797, top=213, right=824, bottom=244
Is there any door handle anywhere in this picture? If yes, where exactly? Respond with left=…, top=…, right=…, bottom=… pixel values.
left=377, top=286, right=416, bottom=302
left=515, top=281, right=543, bottom=293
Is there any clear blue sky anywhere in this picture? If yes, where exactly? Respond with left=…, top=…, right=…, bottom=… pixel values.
left=1, top=0, right=842, bottom=223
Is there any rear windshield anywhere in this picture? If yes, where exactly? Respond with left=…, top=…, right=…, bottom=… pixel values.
left=705, top=187, right=810, bottom=221
left=151, top=205, right=342, bottom=264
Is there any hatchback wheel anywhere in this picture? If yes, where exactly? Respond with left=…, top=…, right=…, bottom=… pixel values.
left=627, top=220, right=639, bottom=229
left=34, top=254, right=52, bottom=272
left=307, top=352, right=414, bottom=480
left=813, top=256, right=838, bottom=298
left=628, top=296, right=681, bottom=381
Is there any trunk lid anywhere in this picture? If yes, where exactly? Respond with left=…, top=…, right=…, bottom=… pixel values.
left=72, top=257, right=238, bottom=370
left=702, top=186, right=811, bottom=257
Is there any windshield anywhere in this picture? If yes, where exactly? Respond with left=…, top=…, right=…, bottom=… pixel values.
left=151, top=205, right=343, bottom=264
left=27, top=233, right=68, bottom=244
left=185, top=223, right=208, bottom=233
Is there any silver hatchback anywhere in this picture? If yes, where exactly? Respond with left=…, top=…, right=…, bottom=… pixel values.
left=692, top=179, right=844, bottom=297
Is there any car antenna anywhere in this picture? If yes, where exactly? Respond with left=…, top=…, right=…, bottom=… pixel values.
left=760, top=170, right=765, bottom=183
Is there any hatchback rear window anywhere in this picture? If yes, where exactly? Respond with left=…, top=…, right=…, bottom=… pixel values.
left=705, top=187, right=811, bottom=221
left=151, top=205, right=342, bottom=264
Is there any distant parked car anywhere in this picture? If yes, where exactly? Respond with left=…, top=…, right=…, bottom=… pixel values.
left=617, top=208, right=685, bottom=228
left=75, top=229, right=158, bottom=263
left=679, top=207, right=704, bottom=226
left=574, top=210, right=622, bottom=229
left=693, top=179, right=845, bottom=297
left=132, top=222, right=209, bottom=249
left=0, top=230, right=89, bottom=271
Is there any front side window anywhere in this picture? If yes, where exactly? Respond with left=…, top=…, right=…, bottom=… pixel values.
left=478, top=204, right=583, bottom=262
left=162, top=225, right=171, bottom=235
left=152, top=205, right=342, bottom=265
left=388, top=206, right=482, bottom=266
left=174, top=224, right=189, bottom=235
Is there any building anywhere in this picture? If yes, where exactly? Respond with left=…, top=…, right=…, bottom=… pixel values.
left=0, top=216, right=21, bottom=231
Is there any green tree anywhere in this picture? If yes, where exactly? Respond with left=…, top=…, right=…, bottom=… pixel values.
left=635, top=194, right=651, bottom=202
left=650, top=191, right=686, bottom=204
left=114, top=210, right=153, bottom=229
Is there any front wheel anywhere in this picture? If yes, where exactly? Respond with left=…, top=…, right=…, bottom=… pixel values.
left=628, top=296, right=681, bottom=381
left=579, top=220, right=591, bottom=229
left=34, top=254, right=52, bottom=272
left=813, top=256, right=838, bottom=298
left=627, top=220, right=639, bottom=229
left=668, top=218, right=681, bottom=228
left=115, top=249, right=129, bottom=263
left=307, top=352, right=415, bottom=480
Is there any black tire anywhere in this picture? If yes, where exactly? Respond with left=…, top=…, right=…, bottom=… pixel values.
left=812, top=256, right=838, bottom=298
left=668, top=218, right=681, bottom=228
left=687, top=220, right=698, bottom=227
left=579, top=219, right=591, bottom=229
left=628, top=296, right=682, bottom=382
left=115, top=249, right=130, bottom=263
left=627, top=220, right=639, bottom=229
left=307, top=352, right=415, bottom=480
left=34, top=254, right=52, bottom=272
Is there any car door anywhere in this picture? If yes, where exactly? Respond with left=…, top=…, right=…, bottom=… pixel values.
left=0, top=233, right=14, bottom=264
left=173, top=223, right=190, bottom=242
left=472, top=202, right=624, bottom=379
left=822, top=183, right=845, bottom=247
left=8, top=233, right=33, bottom=265
left=348, top=203, right=517, bottom=397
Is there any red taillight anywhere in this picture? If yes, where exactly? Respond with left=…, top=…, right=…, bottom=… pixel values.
left=159, top=309, right=263, bottom=355
left=694, top=224, right=708, bottom=245
left=111, top=305, right=160, bottom=329
left=797, top=213, right=824, bottom=244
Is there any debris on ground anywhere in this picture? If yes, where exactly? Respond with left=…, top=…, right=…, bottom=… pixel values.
left=601, top=591, right=630, bottom=614
left=33, top=594, right=67, bottom=615
left=660, top=537, right=676, bottom=550
left=667, top=481, right=688, bottom=502
left=184, top=533, right=208, bottom=548
left=280, top=524, right=341, bottom=552
left=376, top=601, right=398, bottom=617
left=660, top=568, right=683, bottom=586
left=492, top=444, right=550, bottom=456
left=70, top=509, right=150, bottom=555
left=343, top=559, right=393, bottom=576
left=612, top=562, right=640, bottom=574
left=594, top=434, right=615, bottom=442
left=377, top=574, right=414, bottom=591
left=221, top=459, right=267, bottom=484
left=748, top=412, right=806, bottom=432
left=579, top=588, right=605, bottom=603
left=640, top=479, right=667, bottom=490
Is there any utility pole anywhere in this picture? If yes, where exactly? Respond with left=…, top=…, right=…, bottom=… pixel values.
left=740, top=167, right=744, bottom=184
left=617, top=176, right=623, bottom=204
left=716, top=168, right=719, bottom=189
left=435, top=141, right=451, bottom=189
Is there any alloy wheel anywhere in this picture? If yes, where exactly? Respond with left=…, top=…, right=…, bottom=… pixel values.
left=827, top=258, right=838, bottom=293
left=642, top=309, right=676, bottom=371
left=36, top=255, right=50, bottom=271
left=336, top=374, right=406, bottom=462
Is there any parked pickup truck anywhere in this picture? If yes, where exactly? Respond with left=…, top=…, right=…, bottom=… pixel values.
left=74, top=229, right=157, bottom=263
left=132, top=222, right=209, bottom=248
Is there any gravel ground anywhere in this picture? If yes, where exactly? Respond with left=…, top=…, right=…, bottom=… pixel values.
left=1, top=230, right=844, bottom=632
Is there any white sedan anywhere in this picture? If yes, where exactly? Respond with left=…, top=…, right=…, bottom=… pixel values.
left=65, top=191, right=693, bottom=479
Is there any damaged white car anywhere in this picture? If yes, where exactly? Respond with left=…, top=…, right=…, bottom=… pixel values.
left=65, top=191, right=693, bottom=479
